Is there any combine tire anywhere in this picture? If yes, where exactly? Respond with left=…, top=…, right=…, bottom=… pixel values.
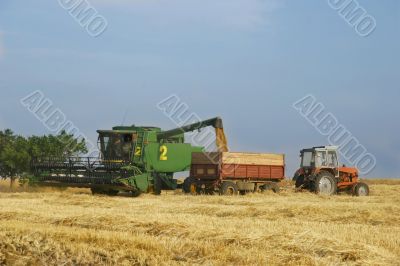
left=314, top=172, right=337, bottom=196
left=220, top=181, right=238, bottom=196
left=154, top=175, right=162, bottom=195
left=354, top=182, right=369, bottom=196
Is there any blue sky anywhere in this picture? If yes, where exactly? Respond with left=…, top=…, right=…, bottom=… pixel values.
left=0, top=0, right=399, bottom=177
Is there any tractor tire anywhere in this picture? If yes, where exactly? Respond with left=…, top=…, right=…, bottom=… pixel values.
left=220, top=181, right=238, bottom=196
left=295, top=175, right=305, bottom=188
left=354, top=182, right=369, bottom=197
left=261, top=182, right=280, bottom=193
left=314, top=172, right=337, bottom=196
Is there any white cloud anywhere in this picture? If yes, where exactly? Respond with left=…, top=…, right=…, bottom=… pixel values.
left=92, top=0, right=283, bottom=31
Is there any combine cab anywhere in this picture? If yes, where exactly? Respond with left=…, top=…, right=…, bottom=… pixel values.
left=293, top=146, right=369, bottom=196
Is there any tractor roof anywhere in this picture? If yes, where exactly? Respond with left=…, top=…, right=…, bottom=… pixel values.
left=301, top=146, right=339, bottom=152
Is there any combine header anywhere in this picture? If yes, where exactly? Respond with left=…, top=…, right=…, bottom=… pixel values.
left=30, top=117, right=228, bottom=196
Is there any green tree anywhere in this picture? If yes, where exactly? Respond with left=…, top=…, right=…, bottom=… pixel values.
left=0, top=129, right=88, bottom=180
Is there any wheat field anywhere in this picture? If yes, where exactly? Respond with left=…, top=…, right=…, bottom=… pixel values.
left=0, top=179, right=399, bottom=266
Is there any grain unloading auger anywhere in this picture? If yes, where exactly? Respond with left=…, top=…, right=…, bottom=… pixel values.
left=29, top=117, right=228, bottom=196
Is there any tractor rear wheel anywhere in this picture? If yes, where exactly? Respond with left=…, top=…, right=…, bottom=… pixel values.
left=354, top=182, right=369, bottom=196
left=314, top=172, right=337, bottom=196
left=295, top=175, right=305, bottom=188
left=220, top=181, right=238, bottom=196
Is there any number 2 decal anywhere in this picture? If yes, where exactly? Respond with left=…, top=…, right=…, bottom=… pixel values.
left=134, top=147, right=142, bottom=156
left=160, top=145, right=168, bottom=161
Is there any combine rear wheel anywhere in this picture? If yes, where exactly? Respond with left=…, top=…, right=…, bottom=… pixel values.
left=354, top=182, right=369, bottom=196
left=220, top=181, right=238, bottom=196
left=314, top=172, right=337, bottom=196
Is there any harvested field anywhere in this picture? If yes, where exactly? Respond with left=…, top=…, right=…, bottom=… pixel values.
left=0, top=179, right=399, bottom=265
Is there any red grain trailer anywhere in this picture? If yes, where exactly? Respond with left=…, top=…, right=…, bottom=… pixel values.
left=183, top=152, right=285, bottom=195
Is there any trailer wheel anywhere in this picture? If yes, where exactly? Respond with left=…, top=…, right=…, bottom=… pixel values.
left=183, top=177, right=194, bottom=194
left=314, top=172, right=337, bottom=196
left=354, top=182, right=369, bottom=196
left=220, top=181, right=238, bottom=196
left=261, top=182, right=280, bottom=193
left=189, top=183, right=199, bottom=195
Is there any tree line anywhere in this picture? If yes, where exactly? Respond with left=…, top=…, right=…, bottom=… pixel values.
left=0, top=129, right=87, bottom=179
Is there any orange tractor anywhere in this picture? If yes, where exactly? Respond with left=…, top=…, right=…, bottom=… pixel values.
left=293, top=146, right=369, bottom=196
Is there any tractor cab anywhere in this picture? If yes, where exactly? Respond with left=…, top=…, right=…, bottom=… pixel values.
left=294, top=145, right=369, bottom=196
left=300, top=146, right=339, bottom=176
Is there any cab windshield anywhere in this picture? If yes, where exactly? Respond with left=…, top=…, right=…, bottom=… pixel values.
left=301, top=151, right=313, bottom=167
left=315, top=150, right=338, bottom=167
left=99, top=133, right=133, bottom=161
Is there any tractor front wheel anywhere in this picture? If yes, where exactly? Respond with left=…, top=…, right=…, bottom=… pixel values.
left=314, top=172, right=337, bottom=196
left=354, top=182, right=369, bottom=196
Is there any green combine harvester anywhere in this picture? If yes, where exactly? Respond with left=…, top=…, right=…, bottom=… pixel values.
left=29, top=117, right=228, bottom=196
